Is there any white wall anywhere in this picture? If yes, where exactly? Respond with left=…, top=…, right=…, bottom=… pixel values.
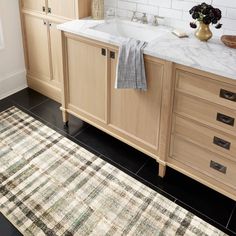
left=105, top=0, right=236, bottom=35
left=0, top=0, right=26, bottom=99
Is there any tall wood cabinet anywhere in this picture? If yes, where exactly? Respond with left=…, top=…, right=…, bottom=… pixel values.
left=19, top=0, right=91, bottom=101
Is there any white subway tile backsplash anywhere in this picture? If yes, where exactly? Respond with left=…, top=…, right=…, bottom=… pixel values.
left=227, top=8, right=236, bottom=19
left=159, top=8, right=182, bottom=19
left=105, top=0, right=236, bottom=35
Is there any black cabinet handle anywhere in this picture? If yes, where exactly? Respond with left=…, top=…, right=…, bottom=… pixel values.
left=220, top=89, right=236, bottom=102
left=42, top=6, right=46, bottom=12
left=213, top=136, right=231, bottom=150
left=216, top=113, right=235, bottom=126
left=48, top=7, right=52, bottom=13
left=210, top=160, right=227, bottom=174
left=101, top=48, right=106, bottom=56
left=43, top=20, right=47, bottom=25
left=110, top=51, right=115, bottom=59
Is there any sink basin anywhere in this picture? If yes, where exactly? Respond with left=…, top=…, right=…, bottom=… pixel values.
left=91, top=19, right=168, bottom=42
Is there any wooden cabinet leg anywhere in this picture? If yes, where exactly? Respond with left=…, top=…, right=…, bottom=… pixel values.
left=159, top=164, right=166, bottom=178
left=62, top=110, right=69, bottom=124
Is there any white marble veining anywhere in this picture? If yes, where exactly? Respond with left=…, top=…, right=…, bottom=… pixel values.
left=58, top=19, right=236, bottom=80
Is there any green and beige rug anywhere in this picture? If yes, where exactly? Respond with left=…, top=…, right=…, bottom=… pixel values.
left=0, top=107, right=226, bottom=236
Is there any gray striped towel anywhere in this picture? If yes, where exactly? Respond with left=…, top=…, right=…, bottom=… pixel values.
left=115, top=38, right=148, bottom=91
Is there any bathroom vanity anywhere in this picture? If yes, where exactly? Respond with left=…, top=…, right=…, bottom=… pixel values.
left=58, top=19, right=236, bottom=201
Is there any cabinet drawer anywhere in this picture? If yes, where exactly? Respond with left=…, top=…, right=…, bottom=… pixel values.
left=173, top=115, right=236, bottom=160
left=176, top=70, right=236, bottom=110
left=175, top=93, right=236, bottom=134
left=170, top=135, right=236, bottom=189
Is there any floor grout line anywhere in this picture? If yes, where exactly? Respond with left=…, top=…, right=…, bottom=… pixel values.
left=135, top=161, right=148, bottom=175
left=28, top=98, right=50, bottom=111
left=72, top=125, right=89, bottom=138
left=226, top=203, right=236, bottom=228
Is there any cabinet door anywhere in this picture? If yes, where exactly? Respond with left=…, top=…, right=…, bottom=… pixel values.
left=21, top=0, right=46, bottom=14
left=47, top=0, right=76, bottom=19
left=66, top=38, right=107, bottom=122
left=109, top=55, right=164, bottom=151
left=49, top=22, right=63, bottom=87
left=24, top=15, right=51, bottom=81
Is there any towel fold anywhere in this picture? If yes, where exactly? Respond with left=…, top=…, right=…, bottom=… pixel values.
left=115, top=38, right=148, bottom=91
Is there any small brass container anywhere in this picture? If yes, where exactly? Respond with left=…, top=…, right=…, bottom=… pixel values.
left=195, top=22, right=213, bottom=42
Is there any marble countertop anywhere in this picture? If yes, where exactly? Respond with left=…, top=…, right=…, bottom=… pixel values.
left=58, top=19, right=236, bottom=80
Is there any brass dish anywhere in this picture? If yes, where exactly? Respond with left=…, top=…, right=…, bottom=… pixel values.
left=221, top=35, right=236, bottom=49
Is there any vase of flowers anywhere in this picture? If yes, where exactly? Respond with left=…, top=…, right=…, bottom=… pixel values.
left=189, top=2, right=222, bottom=41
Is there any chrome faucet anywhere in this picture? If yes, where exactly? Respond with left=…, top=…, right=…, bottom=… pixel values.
left=131, top=11, right=149, bottom=24
left=140, top=13, right=148, bottom=24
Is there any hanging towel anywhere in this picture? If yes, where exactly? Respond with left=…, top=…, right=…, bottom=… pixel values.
left=115, top=38, right=148, bottom=91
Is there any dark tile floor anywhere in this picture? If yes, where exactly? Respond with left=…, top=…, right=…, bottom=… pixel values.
left=0, top=88, right=236, bottom=236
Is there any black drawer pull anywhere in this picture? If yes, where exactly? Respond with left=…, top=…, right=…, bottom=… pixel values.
left=213, top=136, right=231, bottom=150
left=210, top=160, right=227, bottom=174
left=48, top=7, right=52, bottom=13
left=220, top=89, right=236, bottom=102
left=42, top=6, right=46, bottom=12
left=101, top=48, right=106, bottom=56
left=216, top=113, right=234, bottom=126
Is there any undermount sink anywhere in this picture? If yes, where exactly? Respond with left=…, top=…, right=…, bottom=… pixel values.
left=91, top=19, right=169, bottom=42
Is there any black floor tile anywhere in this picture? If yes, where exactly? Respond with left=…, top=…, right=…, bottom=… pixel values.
left=30, top=99, right=88, bottom=136
left=228, top=205, right=236, bottom=234
left=7, top=88, right=48, bottom=110
left=75, top=126, right=149, bottom=173
left=0, top=98, right=14, bottom=112
left=176, top=201, right=236, bottom=236
left=137, top=159, right=235, bottom=227
left=0, top=213, right=22, bottom=236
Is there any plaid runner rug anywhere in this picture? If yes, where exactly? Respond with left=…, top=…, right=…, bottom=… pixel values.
left=0, top=107, right=227, bottom=236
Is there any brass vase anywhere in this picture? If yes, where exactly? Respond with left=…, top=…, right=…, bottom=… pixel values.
left=195, top=22, right=212, bottom=42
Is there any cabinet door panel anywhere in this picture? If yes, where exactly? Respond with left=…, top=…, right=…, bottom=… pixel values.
left=24, top=15, right=51, bottom=81
left=67, top=38, right=107, bottom=122
left=110, top=56, right=163, bottom=149
left=49, top=23, right=63, bottom=87
left=22, top=0, right=46, bottom=13
left=47, top=0, right=76, bottom=19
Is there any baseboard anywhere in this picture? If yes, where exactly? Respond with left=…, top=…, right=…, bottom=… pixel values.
left=0, top=70, right=27, bottom=100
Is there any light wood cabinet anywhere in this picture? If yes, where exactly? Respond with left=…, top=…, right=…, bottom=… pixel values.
left=19, top=0, right=91, bottom=101
left=169, top=65, right=236, bottom=200
left=24, top=15, right=51, bottom=81
left=59, top=30, right=236, bottom=200
left=66, top=37, right=107, bottom=123
left=61, top=33, right=173, bottom=174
